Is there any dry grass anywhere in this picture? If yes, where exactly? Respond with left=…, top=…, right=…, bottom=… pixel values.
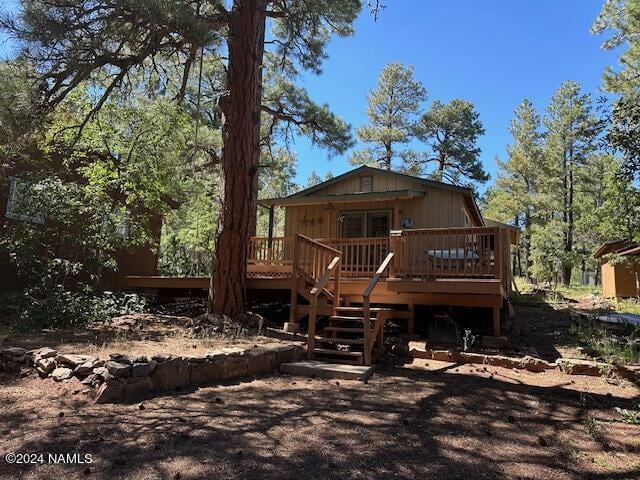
left=0, top=313, right=293, bottom=358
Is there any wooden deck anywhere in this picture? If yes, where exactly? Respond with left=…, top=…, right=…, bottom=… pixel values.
left=121, top=227, right=513, bottom=365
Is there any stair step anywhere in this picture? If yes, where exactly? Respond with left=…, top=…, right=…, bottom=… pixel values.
left=313, top=348, right=363, bottom=358
left=329, top=315, right=365, bottom=322
left=335, top=306, right=394, bottom=313
left=323, top=327, right=364, bottom=333
left=317, top=337, right=365, bottom=345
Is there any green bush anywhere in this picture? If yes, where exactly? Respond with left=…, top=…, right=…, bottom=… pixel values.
left=2, top=286, right=146, bottom=330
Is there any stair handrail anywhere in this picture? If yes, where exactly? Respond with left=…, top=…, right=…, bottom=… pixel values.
left=307, top=254, right=342, bottom=357
left=362, top=251, right=395, bottom=365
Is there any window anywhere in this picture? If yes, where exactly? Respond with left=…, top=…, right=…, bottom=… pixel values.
left=102, top=210, right=131, bottom=240
left=359, top=175, right=373, bottom=193
left=5, top=177, right=46, bottom=224
left=366, top=211, right=390, bottom=237
left=341, top=212, right=365, bottom=238
left=340, top=210, right=391, bottom=238
left=462, top=208, right=470, bottom=227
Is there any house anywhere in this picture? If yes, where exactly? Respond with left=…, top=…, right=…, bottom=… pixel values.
left=0, top=168, right=167, bottom=292
left=113, top=165, right=520, bottom=365
left=594, top=240, right=640, bottom=299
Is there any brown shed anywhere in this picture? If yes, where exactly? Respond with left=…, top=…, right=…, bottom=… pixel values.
left=594, top=240, right=640, bottom=299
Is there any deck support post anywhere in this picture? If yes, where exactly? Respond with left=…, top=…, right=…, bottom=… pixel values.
left=408, top=298, right=415, bottom=335
left=492, top=306, right=501, bottom=337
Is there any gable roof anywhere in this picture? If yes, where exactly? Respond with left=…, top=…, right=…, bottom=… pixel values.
left=593, top=239, right=638, bottom=259
left=289, top=165, right=475, bottom=197
left=259, top=165, right=485, bottom=225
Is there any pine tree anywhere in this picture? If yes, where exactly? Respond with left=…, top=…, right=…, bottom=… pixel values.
left=484, top=99, right=543, bottom=281
left=543, top=81, right=602, bottom=285
left=2, top=0, right=362, bottom=317
left=593, top=0, right=640, bottom=181
left=592, top=0, right=640, bottom=93
left=350, top=62, right=426, bottom=170
left=412, top=99, right=488, bottom=186
left=306, top=171, right=323, bottom=187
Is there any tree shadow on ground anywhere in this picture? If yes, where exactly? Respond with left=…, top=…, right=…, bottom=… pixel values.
left=0, top=364, right=638, bottom=480
left=509, top=294, right=584, bottom=362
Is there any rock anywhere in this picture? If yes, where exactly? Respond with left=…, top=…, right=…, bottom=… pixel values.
left=222, top=353, right=248, bottom=380
left=93, top=366, right=112, bottom=380
left=94, top=379, right=125, bottom=404
left=246, top=348, right=276, bottom=375
left=32, top=347, right=57, bottom=360
left=272, top=345, right=301, bottom=365
left=124, top=377, right=153, bottom=399
left=131, top=361, right=157, bottom=377
left=74, top=359, right=101, bottom=376
left=458, top=352, right=487, bottom=365
left=0, top=347, right=27, bottom=357
left=484, top=355, right=520, bottom=369
left=431, top=350, right=459, bottom=362
left=109, top=353, right=131, bottom=364
left=557, top=359, right=602, bottom=376
left=35, top=357, right=56, bottom=375
left=81, top=374, right=102, bottom=386
left=150, top=357, right=190, bottom=391
left=520, top=355, right=554, bottom=373
left=105, top=361, right=131, bottom=378
left=151, top=353, right=171, bottom=363
left=56, top=354, right=98, bottom=368
left=51, top=367, right=74, bottom=381
left=190, top=359, right=225, bottom=386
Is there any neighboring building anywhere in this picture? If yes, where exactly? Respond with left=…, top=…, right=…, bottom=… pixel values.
left=0, top=169, right=167, bottom=292
left=594, top=240, right=640, bottom=299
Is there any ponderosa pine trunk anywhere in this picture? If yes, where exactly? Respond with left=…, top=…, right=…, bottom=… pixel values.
left=209, top=0, right=265, bottom=316
left=523, top=207, right=532, bottom=283
left=562, top=148, right=574, bottom=286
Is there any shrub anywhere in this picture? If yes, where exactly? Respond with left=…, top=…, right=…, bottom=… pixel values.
left=2, top=286, right=146, bottom=330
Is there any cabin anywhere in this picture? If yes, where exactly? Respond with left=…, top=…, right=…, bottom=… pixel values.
left=45, top=164, right=518, bottom=366
left=0, top=169, right=167, bottom=292
left=594, top=240, right=640, bottom=299
left=240, top=166, right=516, bottom=364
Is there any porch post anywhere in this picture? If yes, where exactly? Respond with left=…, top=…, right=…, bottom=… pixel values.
left=285, top=235, right=300, bottom=333
left=267, top=206, right=275, bottom=247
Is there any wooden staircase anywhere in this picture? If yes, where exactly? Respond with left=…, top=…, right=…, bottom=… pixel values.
left=312, top=306, right=394, bottom=365
left=287, top=235, right=408, bottom=366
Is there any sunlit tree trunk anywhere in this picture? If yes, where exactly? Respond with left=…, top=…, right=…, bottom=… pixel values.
left=209, top=0, right=265, bottom=316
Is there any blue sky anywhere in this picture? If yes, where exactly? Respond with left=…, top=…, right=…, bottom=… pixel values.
left=292, top=0, right=619, bottom=191
left=0, top=1, right=619, bottom=192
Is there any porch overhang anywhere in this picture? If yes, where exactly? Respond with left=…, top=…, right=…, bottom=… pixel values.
left=258, top=189, right=425, bottom=207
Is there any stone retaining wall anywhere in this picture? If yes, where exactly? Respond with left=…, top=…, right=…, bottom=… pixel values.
left=0, top=343, right=305, bottom=403
left=409, top=343, right=640, bottom=382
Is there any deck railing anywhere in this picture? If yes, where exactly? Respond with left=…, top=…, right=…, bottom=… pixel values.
left=248, top=236, right=294, bottom=265
left=248, top=227, right=510, bottom=285
left=389, top=227, right=504, bottom=280
left=318, top=237, right=390, bottom=278
left=293, top=235, right=342, bottom=357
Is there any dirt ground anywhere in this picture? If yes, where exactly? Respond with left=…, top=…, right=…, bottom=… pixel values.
left=0, top=313, right=289, bottom=358
left=0, top=359, right=638, bottom=480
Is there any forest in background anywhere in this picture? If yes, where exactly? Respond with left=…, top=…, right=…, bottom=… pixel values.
left=0, top=0, right=639, bottom=326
